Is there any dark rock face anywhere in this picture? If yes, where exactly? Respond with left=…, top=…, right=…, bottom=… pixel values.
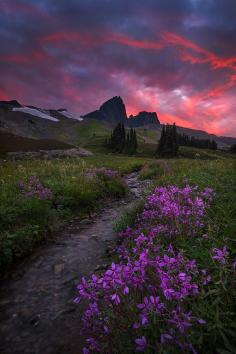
left=0, top=100, right=22, bottom=109
left=81, top=109, right=106, bottom=121
left=82, top=96, right=160, bottom=127
left=128, top=111, right=160, bottom=127
left=82, top=96, right=127, bottom=124
left=99, top=96, right=127, bottom=124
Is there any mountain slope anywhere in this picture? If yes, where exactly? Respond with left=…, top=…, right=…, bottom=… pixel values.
left=0, top=131, right=74, bottom=155
left=0, top=100, right=83, bottom=145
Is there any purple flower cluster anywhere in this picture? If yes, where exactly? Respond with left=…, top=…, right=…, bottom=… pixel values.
left=212, top=246, right=229, bottom=264
left=18, top=175, right=53, bottom=200
left=86, top=167, right=119, bottom=179
left=76, top=185, right=214, bottom=353
left=140, top=185, right=214, bottom=238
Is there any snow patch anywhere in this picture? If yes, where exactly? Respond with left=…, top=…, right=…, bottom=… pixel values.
left=12, top=107, right=59, bottom=122
left=59, top=110, right=83, bottom=121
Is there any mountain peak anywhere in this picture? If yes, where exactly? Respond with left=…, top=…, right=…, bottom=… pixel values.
left=99, top=96, right=127, bottom=123
left=128, top=111, right=160, bottom=127
left=82, top=96, right=160, bottom=127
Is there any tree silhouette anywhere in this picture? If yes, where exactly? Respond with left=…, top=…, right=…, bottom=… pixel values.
left=106, top=124, right=138, bottom=154
left=157, top=123, right=179, bottom=156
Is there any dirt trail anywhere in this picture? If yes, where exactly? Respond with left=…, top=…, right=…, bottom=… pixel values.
left=0, top=173, right=147, bottom=354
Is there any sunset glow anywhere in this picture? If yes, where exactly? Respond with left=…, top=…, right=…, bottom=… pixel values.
left=1, top=0, right=236, bottom=136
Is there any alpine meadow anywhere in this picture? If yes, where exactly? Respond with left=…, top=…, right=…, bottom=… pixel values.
left=0, top=1, right=236, bottom=354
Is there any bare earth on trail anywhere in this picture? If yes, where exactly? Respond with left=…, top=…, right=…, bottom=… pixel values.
left=0, top=173, right=147, bottom=354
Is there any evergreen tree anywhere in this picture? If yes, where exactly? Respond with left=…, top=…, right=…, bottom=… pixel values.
left=125, top=130, right=130, bottom=153
left=133, top=129, right=138, bottom=153
left=106, top=123, right=138, bottom=154
left=122, top=124, right=126, bottom=151
left=229, top=144, right=236, bottom=153
left=172, top=123, right=178, bottom=154
left=211, top=140, right=217, bottom=150
left=157, top=125, right=166, bottom=153
left=157, top=123, right=179, bottom=156
left=130, top=128, right=133, bottom=153
left=177, top=133, right=218, bottom=150
left=128, top=128, right=138, bottom=154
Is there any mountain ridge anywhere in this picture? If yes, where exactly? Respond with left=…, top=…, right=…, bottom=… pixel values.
left=0, top=98, right=236, bottom=149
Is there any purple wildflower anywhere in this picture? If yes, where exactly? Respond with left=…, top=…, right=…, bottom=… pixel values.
left=135, top=336, right=147, bottom=351
left=86, top=168, right=119, bottom=179
left=212, top=246, right=229, bottom=264
left=75, top=185, right=214, bottom=352
left=18, top=175, right=53, bottom=200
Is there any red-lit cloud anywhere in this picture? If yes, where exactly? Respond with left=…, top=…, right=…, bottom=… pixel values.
left=0, top=88, right=10, bottom=101
left=0, top=0, right=236, bottom=136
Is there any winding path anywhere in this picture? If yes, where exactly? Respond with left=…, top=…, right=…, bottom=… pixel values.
left=0, top=173, right=147, bottom=354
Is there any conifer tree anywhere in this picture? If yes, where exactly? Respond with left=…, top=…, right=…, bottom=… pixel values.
left=133, top=129, right=138, bottom=153
left=157, top=125, right=166, bottom=153
left=157, top=123, right=179, bottom=156
left=177, top=133, right=218, bottom=150
left=128, top=128, right=138, bottom=154
left=106, top=123, right=138, bottom=154
left=130, top=128, right=134, bottom=153
left=125, top=130, right=130, bottom=153
left=229, top=144, right=236, bottom=153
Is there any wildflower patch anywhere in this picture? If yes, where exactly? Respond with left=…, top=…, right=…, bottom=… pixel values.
left=76, top=185, right=215, bottom=353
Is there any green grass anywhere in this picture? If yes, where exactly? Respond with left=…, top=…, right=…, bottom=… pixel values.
left=179, top=146, right=236, bottom=160
left=83, top=154, right=153, bottom=174
left=138, top=161, right=165, bottom=180
left=114, top=201, right=145, bottom=232
left=75, top=119, right=111, bottom=152
left=1, top=156, right=148, bottom=272
left=136, top=127, right=160, bottom=142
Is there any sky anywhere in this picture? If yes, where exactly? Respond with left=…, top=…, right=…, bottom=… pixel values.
left=0, top=0, right=236, bottom=136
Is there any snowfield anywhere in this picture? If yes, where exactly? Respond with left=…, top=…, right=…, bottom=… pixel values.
left=59, top=110, right=83, bottom=121
left=12, top=107, right=59, bottom=122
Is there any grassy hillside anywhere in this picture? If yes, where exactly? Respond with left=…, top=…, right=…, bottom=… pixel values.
left=75, top=119, right=111, bottom=150
left=0, top=131, right=74, bottom=155
left=136, top=127, right=160, bottom=143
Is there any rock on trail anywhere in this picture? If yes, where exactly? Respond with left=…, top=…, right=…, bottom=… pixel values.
left=0, top=173, right=147, bottom=354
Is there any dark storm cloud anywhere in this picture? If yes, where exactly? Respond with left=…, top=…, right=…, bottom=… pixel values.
left=0, top=0, right=236, bottom=135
